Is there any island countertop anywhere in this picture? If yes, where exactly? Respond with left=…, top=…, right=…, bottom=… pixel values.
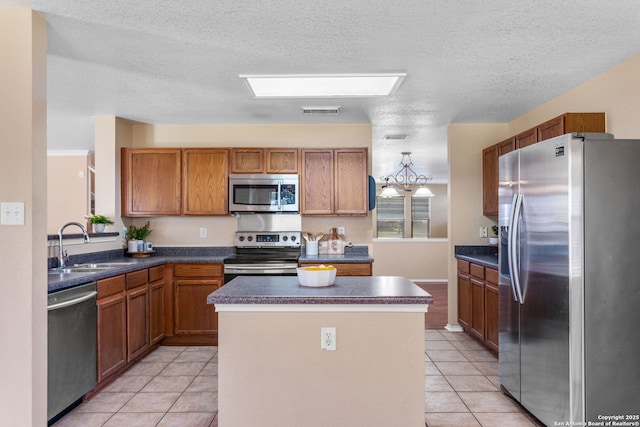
left=207, top=275, right=433, bottom=306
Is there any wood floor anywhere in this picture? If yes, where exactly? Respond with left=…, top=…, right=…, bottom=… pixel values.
left=415, top=282, right=448, bottom=330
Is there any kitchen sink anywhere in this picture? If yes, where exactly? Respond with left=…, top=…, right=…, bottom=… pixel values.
left=53, top=266, right=113, bottom=274
left=79, top=262, right=136, bottom=268
left=51, top=262, right=137, bottom=274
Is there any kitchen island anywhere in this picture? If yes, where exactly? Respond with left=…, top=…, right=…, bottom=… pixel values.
left=207, top=276, right=432, bottom=427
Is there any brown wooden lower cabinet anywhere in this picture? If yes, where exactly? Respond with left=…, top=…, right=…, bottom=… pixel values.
left=162, top=263, right=223, bottom=346
left=149, top=265, right=165, bottom=345
left=96, top=267, right=165, bottom=387
left=457, top=259, right=499, bottom=354
left=126, top=269, right=150, bottom=362
left=457, top=260, right=471, bottom=330
left=97, top=275, right=127, bottom=383
left=298, top=262, right=372, bottom=276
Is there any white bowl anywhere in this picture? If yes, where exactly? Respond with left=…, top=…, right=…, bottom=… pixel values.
left=297, top=266, right=337, bottom=287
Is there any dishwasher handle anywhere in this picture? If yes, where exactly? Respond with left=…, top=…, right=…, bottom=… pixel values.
left=48, top=291, right=97, bottom=311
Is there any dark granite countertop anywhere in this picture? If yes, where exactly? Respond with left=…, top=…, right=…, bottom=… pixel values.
left=48, top=246, right=375, bottom=293
left=454, top=245, right=499, bottom=269
left=47, top=247, right=235, bottom=293
left=207, top=275, right=433, bottom=305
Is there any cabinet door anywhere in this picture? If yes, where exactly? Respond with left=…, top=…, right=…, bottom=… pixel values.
left=97, top=292, right=127, bottom=382
left=482, top=144, right=499, bottom=215
left=149, top=279, right=165, bottom=345
left=301, top=149, right=334, bottom=215
left=334, top=148, right=368, bottom=215
left=498, top=137, right=516, bottom=155
left=182, top=149, right=229, bottom=215
left=174, top=279, right=221, bottom=334
left=230, top=148, right=264, bottom=173
left=537, top=115, right=565, bottom=142
left=121, top=148, right=182, bottom=216
left=127, top=285, right=149, bottom=362
left=515, top=128, right=537, bottom=149
left=457, top=273, right=471, bottom=330
left=484, top=282, right=499, bottom=353
left=470, top=278, right=485, bottom=341
left=266, top=148, right=298, bottom=173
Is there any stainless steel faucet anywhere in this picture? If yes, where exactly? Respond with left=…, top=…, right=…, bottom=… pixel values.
left=57, top=222, right=91, bottom=267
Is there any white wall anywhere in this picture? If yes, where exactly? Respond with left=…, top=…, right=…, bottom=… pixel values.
left=0, top=9, right=47, bottom=426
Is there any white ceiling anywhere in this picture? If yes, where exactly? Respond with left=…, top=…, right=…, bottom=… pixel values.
left=8, top=1, right=640, bottom=182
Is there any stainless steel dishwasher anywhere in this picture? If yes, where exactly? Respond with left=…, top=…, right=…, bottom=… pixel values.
left=48, top=282, right=97, bottom=423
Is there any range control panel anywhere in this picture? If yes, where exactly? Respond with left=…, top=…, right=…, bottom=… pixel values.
left=235, top=231, right=301, bottom=248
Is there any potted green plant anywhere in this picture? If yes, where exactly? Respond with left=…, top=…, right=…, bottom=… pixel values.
left=86, top=214, right=114, bottom=233
left=489, top=225, right=499, bottom=245
left=125, top=222, right=152, bottom=252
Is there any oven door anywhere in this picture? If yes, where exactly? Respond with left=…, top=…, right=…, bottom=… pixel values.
left=228, top=174, right=299, bottom=213
left=224, top=263, right=298, bottom=284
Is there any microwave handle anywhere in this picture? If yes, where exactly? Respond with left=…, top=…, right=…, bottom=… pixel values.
left=277, top=180, right=282, bottom=210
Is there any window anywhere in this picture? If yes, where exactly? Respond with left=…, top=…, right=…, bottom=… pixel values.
left=376, top=196, right=405, bottom=238
left=376, top=187, right=431, bottom=238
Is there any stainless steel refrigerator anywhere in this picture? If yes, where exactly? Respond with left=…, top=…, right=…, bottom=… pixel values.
left=498, top=132, right=640, bottom=425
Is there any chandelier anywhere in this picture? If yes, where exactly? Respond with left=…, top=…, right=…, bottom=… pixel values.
left=379, top=152, right=434, bottom=198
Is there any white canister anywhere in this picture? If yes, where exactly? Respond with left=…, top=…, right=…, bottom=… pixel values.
left=127, top=240, right=139, bottom=253
left=144, top=241, right=154, bottom=252
left=306, top=240, right=318, bottom=256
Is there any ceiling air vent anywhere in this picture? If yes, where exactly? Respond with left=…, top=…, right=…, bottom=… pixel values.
left=383, top=134, right=408, bottom=140
left=302, top=106, right=341, bottom=115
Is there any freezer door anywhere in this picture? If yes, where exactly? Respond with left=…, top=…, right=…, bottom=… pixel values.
left=498, top=149, right=520, bottom=401
left=518, top=135, right=573, bottom=426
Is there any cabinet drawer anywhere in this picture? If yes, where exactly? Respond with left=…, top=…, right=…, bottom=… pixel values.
left=149, top=265, right=165, bottom=282
left=98, top=275, right=125, bottom=299
left=485, top=267, right=498, bottom=285
left=470, top=263, right=485, bottom=279
left=126, top=269, right=148, bottom=289
left=174, top=263, right=223, bottom=278
left=457, top=260, right=470, bottom=274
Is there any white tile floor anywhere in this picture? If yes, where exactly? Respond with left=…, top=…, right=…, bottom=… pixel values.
left=53, top=331, right=543, bottom=426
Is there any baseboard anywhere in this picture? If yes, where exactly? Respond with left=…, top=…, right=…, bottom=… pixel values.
left=444, top=324, right=464, bottom=332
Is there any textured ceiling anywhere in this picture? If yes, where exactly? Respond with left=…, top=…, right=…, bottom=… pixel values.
left=7, top=1, right=640, bottom=182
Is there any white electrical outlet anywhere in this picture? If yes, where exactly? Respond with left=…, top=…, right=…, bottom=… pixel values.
left=200, top=227, right=207, bottom=238
left=480, top=227, right=488, bottom=238
left=321, top=327, right=336, bottom=351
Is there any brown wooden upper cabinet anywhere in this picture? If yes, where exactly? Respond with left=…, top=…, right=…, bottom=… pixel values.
left=182, top=149, right=229, bottom=215
left=482, top=144, right=499, bottom=216
left=301, top=149, right=334, bottom=215
left=482, top=112, right=605, bottom=215
left=230, top=148, right=298, bottom=174
left=514, top=128, right=537, bottom=149
left=266, top=148, right=299, bottom=173
left=121, top=148, right=182, bottom=216
left=301, top=148, right=368, bottom=216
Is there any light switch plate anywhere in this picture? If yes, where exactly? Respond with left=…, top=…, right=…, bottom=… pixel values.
left=1, top=202, right=25, bottom=225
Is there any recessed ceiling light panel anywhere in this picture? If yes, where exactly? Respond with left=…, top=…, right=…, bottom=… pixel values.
left=239, top=73, right=407, bottom=98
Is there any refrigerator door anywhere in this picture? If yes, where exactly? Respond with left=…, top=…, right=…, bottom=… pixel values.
left=582, top=138, right=640, bottom=421
left=498, top=149, right=520, bottom=401
left=518, top=135, right=573, bottom=425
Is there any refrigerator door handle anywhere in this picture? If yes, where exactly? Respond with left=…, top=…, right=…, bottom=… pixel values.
left=509, top=193, right=524, bottom=304
left=507, top=194, right=518, bottom=301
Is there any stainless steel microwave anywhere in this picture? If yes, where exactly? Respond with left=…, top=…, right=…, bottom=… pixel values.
left=228, top=174, right=299, bottom=213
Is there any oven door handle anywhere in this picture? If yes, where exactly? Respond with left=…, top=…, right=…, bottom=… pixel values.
left=225, top=264, right=298, bottom=271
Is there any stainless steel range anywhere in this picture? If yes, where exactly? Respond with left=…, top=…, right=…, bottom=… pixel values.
left=224, top=214, right=302, bottom=283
